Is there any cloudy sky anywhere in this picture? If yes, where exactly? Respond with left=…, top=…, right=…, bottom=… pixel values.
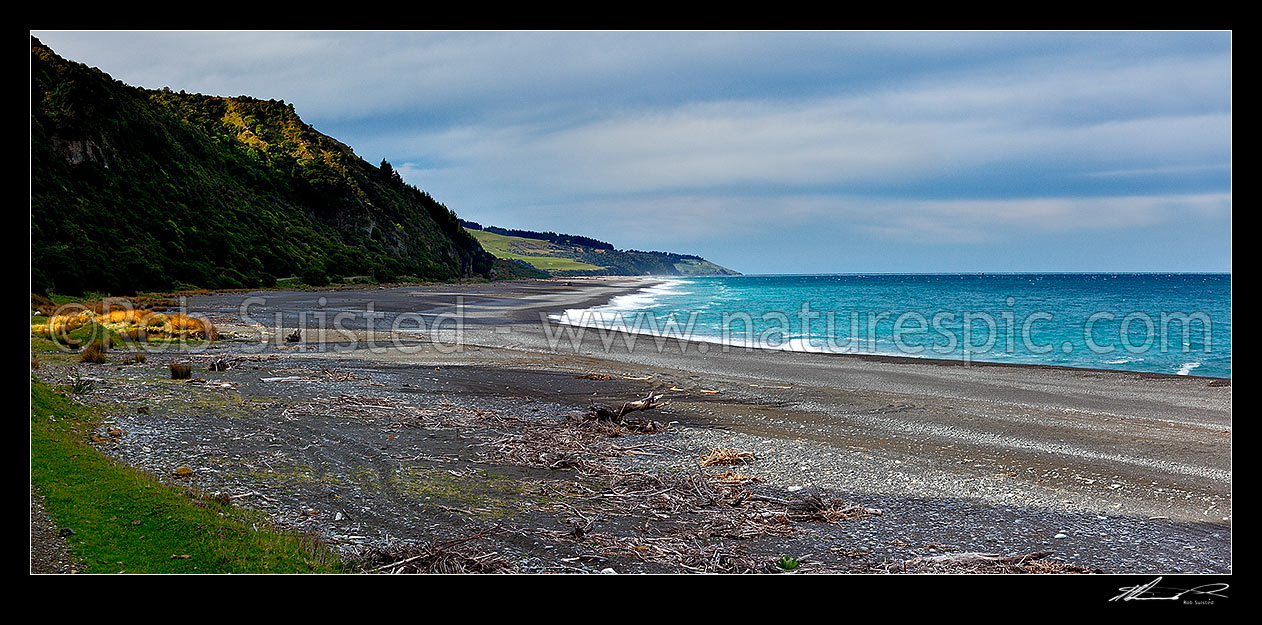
left=32, top=30, right=1231, bottom=274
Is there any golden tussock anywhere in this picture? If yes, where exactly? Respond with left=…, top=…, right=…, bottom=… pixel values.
left=36, top=301, right=216, bottom=343
left=699, top=448, right=756, bottom=467
left=80, top=341, right=108, bottom=364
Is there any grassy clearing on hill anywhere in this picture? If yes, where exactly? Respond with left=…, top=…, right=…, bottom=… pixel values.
left=29, top=377, right=341, bottom=573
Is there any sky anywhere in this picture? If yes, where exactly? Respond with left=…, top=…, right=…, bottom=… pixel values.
left=31, top=30, right=1231, bottom=274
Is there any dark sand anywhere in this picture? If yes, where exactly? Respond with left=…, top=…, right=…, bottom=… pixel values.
left=36, top=278, right=1230, bottom=573
left=192, top=279, right=1231, bottom=517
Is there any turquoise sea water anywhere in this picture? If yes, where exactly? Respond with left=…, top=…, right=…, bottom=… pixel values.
left=555, top=274, right=1231, bottom=378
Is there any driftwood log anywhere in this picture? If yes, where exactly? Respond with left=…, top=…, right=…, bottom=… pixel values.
left=590, top=392, right=667, bottom=420
left=588, top=393, right=668, bottom=432
left=749, top=492, right=828, bottom=512
left=748, top=492, right=883, bottom=521
left=285, top=328, right=301, bottom=343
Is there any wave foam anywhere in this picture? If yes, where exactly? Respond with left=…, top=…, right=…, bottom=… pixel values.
left=552, top=279, right=691, bottom=325
left=1175, top=362, right=1202, bottom=375
left=1104, top=357, right=1144, bottom=364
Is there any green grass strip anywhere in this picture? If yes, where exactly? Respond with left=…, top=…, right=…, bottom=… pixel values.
left=30, top=377, right=341, bottom=573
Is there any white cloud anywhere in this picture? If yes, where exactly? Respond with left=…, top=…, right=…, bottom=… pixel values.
left=32, top=30, right=1231, bottom=270
left=390, top=100, right=1228, bottom=199
left=342, top=40, right=1229, bottom=205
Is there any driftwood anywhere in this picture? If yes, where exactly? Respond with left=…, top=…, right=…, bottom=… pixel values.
left=285, top=328, right=301, bottom=343
left=541, top=452, right=580, bottom=470
left=875, top=550, right=1100, bottom=574
left=354, top=531, right=515, bottom=574
left=748, top=492, right=883, bottom=522
left=588, top=393, right=669, bottom=432
left=706, top=471, right=762, bottom=485
left=749, top=492, right=826, bottom=510
left=590, top=392, right=667, bottom=421
left=907, top=551, right=1053, bottom=566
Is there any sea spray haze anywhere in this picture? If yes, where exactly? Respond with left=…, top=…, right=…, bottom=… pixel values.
left=553, top=273, right=1231, bottom=378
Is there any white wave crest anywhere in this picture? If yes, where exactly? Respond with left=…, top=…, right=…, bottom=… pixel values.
left=1175, top=362, right=1202, bottom=375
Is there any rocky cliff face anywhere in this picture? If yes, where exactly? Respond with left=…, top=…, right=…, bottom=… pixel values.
left=51, top=134, right=110, bottom=168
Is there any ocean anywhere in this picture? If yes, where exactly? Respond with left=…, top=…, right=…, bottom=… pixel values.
left=554, top=273, right=1232, bottom=378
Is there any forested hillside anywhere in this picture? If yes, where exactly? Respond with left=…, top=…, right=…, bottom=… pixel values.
left=31, top=37, right=502, bottom=294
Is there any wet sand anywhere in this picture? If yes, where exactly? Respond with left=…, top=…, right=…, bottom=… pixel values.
left=168, top=277, right=1232, bottom=572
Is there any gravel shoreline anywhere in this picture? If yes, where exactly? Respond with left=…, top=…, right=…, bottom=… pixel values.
left=31, top=278, right=1231, bottom=574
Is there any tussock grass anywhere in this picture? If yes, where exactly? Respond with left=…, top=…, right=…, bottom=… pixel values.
left=80, top=341, right=108, bottom=364
left=31, top=295, right=178, bottom=317
left=699, top=448, right=756, bottom=467
left=33, top=299, right=216, bottom=349
left=169, top=363, right=192, bottom=380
